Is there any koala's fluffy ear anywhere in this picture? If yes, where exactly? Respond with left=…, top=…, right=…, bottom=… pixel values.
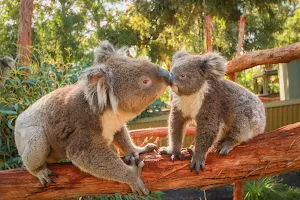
left=80, top=66, right=118, bottom=113
left=173, top=51, right=188, bottom=61
left=94, top=41, right=128, bottom=64
left=200, top=53, right=227, bottom=78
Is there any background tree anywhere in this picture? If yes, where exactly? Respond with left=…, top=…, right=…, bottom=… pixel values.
left=17, top=0, right=34, bottom=65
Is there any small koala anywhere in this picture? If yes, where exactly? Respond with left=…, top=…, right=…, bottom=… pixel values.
left=15, top=41, right=170, bottom=195
left=160, top=51, right=266, bottom=174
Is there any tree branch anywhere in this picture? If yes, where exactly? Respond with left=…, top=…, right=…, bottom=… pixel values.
left=1, top=123, right=300, bottom=199
left=226, top=42, right=300, bottom=74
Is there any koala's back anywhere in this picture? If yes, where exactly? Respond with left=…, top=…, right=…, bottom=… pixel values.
left=219, top=79, right=266, bottom=138
left=15, top=85, right=99, bottom=156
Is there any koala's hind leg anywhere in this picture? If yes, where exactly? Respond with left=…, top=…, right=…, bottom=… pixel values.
left=218, top=119, right=251, bottom=156
left=67, top=135, right=150, bottom=195
left=20, top=127, right=57, bottom=186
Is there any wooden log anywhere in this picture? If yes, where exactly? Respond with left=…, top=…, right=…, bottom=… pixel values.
left=226, top=42, right=300, bottom=74
left=1, top=122, right=300, bottom=199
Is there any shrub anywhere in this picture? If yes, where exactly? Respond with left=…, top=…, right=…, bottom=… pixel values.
left=0, top=63, right=88, bottom=169
left=245, top=176, right=300, bottom=200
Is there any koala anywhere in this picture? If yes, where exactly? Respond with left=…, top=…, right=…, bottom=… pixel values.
left=160, top=51, right=266, bottom=174
left=0, top=56, right=15, bottom=83
left=14, top=41, right=170, bottom=195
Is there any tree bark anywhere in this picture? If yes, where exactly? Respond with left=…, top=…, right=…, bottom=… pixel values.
left=1, top=123, right=300, bottom=199
left=236, top=14, right=246, bottom=57
left=226, top=42, right=300, bottom=74
left=17, top=0, right=34, bottom=66
left=233, top=181, right=244, bottom=200
left=205, top=14, right=212, bottom=52
left=228, top=14, right=247, bottom=82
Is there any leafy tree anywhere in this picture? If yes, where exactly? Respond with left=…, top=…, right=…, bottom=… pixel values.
left=0, top=0, right=20, bottom=57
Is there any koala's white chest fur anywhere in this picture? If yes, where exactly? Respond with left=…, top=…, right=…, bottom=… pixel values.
left=100, top=110, right=135, bottom=145
left=174, top=81, right=209, bottom=119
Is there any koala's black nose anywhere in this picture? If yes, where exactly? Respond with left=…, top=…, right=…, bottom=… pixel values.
left=169, top=73, right=174, bottom=85
left=158, top=67, right=171, bottom=85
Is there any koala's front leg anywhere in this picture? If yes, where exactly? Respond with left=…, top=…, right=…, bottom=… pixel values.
left=189, top=103, right=221, bottom=174
left=67, top=134, right=149, bottom=195
left=114, top=126, right=157, bottom=164
left=159, top=107, right=189, bottom=161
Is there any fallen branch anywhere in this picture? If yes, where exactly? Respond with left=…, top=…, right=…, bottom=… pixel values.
left=1, top=123, right=300, bottom=199
left=226, top=42, right=300, bottom=74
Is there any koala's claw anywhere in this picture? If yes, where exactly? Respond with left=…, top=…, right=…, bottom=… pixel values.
left=171, top=152, right=182, bottom=161
left=143, top=143, right=158, bottom=153
left=41, top=179, right=47, bottom=187
left=158, top=146, right=170, bottom=155
left=159, top=146, right=182, bottom=161
left=37, top=168, right=57, bottom=187
left=187, top=147, right=194, bottom=156
left=189, top=155, right=205, bottom=174
left=130, top=178, right=150, bottom=196
left=217, top=140, right=235, bottom=156
left=218, top=147, right=230, bottom=156
left=124, top=152, right=140, bottom=165
left=129, top=159, right=149, bottom=196
left=137, top=160, right=145, bottom=176
left=50, top=171, right=59, bottom=178
left=39, top=176, right=55, bottom=187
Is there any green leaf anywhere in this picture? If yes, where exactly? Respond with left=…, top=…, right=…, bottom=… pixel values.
left=0, top=110, right=17, bottom=115
left=14, top=103, right=18, bottom=111
left=18, top=66, right=33, bottom=72
left=8, top=119, right=15, bottom=130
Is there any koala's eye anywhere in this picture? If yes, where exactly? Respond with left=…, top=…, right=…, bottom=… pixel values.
left=180, top=73, right=186, bottom=79
left=142, top=79, right=151, bottom=86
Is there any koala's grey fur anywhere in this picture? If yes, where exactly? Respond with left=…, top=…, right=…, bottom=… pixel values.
left=160, top=51, right=266, bottom=174
left=0, top=56, right=15, bottom=84
left=15, top=41, right=169, bottom=195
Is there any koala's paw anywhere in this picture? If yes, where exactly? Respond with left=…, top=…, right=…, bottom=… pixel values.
left=217, top=140, right=235, bottom=156
left=124, top=143, right=157, bottom=165
left=189, top=153, right=206, bottom=174
left=130, top=177, right=150, bottom=196
left=36, top=168, right=58, bottom=187
left=128, top=158, right=150, bottom=196
left=124, top=152, right=140, bottom=165
left=159, top=146, right=182, bottom=161
left=143, top=143, right=158, bottom=153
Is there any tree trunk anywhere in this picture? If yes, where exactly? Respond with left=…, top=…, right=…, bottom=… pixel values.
left=1, top=122, right=300, bottom=199
left=205, top=14, right=212, bottom=52
left=233, top=181, right=244, bottom=200
left=236, top=14, right=246, bottom=57
left=17, top=0, right=34, bottom=66
left=226, top=42, right=300, bottom=74
left=228, top=14, right=247, bottom=82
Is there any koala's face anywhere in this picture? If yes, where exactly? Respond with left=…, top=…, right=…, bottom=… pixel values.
left=170, top=51, right=226, bottom=96
left=170, top=53, right=206, bottom=96
left=104, top=56, right=170, bottom=113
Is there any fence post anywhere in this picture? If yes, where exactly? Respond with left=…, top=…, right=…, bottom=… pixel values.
left=233, top=181, right=244, bottom=200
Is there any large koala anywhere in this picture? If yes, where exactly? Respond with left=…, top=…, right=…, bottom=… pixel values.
left=15, top=41, right=170, bottom=195
left=160, top=51, right=266, bottom=173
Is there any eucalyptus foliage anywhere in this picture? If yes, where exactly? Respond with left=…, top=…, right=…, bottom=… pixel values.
left=245, top=176, right=300, bottom=200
